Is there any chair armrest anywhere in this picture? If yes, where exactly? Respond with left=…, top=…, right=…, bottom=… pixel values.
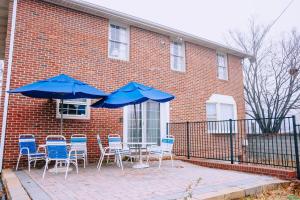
left=20, top=147, right=30, bottom=156
left=147, top=145, right=159, bottom=151
left=103, top=147, right=110, bottom=153
left=68, top=148, right=78, bottom=158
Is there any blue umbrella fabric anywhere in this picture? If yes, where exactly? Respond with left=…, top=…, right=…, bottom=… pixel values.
left=8, top=74, right=107, bottom=99
left=91, top=82, right=174, bottom=108
left=9, top=74, right=107, bottom=134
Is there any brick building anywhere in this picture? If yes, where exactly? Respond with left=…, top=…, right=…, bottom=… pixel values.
left=0, top=0, right=249, bottom=170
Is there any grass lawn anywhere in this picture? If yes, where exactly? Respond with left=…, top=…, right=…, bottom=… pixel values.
left=242, top=182, right=300, bottom=200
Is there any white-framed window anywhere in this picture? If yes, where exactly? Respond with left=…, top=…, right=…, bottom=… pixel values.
left=170, top=41, right=185, bottom=72
left=206, top=94, right=237, bottom=133
left=108, top=22, right=129, bottom=61
left=56, top=99, right=90, bottom=120
left=217, top=52, right=228, bottom=80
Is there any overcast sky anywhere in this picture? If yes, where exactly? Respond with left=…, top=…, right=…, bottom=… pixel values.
left=85, top=0, right=299, bottom=46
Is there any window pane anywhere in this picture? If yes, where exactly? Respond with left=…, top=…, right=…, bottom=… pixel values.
left=219, top=104, right=234, bottom=120
left=206, top=103, right=217, bottom=121
left=217, top=54, right=225, bottom=67
left=109, top=41, right=120, bottom=57
left=58, top=99, right=88, bottom=118
left=146, top=102, right=160, bottom=145
left=218, top=66, right=227, bottom=79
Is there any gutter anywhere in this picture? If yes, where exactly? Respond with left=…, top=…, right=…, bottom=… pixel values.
left=0, top=0, right=18, bottom=172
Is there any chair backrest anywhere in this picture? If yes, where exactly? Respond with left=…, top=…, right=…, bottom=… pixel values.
left=108, top=134, right=122, bottom=150
left=161, top=135, right=175, bottom=152
left=45, top=135, right=68, bottom=159
left=97, top=135, right=105, bottom=154
left=71, top=134, right=87, bottom=152
left=19, top=134, right=37, bottom=155
left=71, top=134, right=87, bottom=144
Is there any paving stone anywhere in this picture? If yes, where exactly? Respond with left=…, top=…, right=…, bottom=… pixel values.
left=16, top=160, right=288, bottom=200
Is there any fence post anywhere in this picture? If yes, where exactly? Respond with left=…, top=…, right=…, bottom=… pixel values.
left=229, top=119, right=234, bottom=164
left=186, top=121, right=190, bottom=159
left=292, top=116, right=300, bottom=179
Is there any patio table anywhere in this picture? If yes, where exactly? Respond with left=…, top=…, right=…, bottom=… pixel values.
left=125, top=142, right=156, bottom=169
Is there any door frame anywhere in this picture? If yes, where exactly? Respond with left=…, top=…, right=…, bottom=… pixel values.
left=123, top=102, right=170, bottom=146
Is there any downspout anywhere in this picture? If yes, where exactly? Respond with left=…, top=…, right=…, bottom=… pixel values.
left=0, top=0, right=18, bottom=172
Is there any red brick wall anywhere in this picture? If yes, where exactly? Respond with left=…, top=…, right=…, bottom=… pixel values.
left=1, top=0, right=245, bottom=168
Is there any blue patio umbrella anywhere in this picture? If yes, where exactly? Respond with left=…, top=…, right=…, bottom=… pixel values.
left=91, top=82, right=174, bottom=109
left=9, top=74, right=107, bottom=134
left=91, top=81, right=174, bottom=139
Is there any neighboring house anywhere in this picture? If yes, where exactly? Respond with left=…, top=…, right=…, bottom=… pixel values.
left=0, top=0, right=249, bottom=169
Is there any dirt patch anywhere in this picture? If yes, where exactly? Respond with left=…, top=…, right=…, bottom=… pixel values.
left=241, top=181, right=300, bottom=200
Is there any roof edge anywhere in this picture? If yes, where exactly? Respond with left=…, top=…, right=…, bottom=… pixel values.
left=43, top=0, right=252, bottom=58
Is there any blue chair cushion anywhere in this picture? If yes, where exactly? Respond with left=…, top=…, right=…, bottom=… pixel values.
left=71, top=138, right=87, bottom=143
left=30, top=153, right=46, bottom=158
left=162, top=138, right=174, bottom=144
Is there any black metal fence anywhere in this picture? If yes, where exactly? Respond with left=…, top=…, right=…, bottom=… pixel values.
left=168, top=116, right=300, bottom=177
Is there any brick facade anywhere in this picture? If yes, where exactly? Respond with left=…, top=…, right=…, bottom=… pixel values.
left=1, top=0, right=245, bottom=168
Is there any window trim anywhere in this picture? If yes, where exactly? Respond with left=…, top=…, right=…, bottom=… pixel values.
left=108, top=21, right=130, bottom=61
left=56, top=99, right=91, bottom=120
left=170, top=41, right=186, bottom=72
left=123, top=101, right=170, bottom=147
left=216, top=52, right=228, bottom=80
left=206, top=94, right=237, bottom=134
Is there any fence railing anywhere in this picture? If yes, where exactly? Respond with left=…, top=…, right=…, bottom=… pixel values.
left=168, top=116, right=300, bottom=175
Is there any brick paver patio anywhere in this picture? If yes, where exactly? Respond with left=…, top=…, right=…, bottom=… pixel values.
left=16, top=160, right=287, bottom=200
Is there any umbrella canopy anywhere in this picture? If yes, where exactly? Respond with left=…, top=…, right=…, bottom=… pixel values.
left=91, top=81, right=174, bottom=108
left=9, top=74, right=107, bottom=99
left=9, top=74, right=107, bottom=134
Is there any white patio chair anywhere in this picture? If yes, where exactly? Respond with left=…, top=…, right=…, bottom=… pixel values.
left=96, top=134, right=115, bottom=171
left=16, top=134, right=46, bottom=172
left=107, top=134, right=123, bottom=170
left=43, top=135, right=78, bottom=180
left=147, top=135, right=175, bottom=168
left=70, top=134, right=87, bottom=168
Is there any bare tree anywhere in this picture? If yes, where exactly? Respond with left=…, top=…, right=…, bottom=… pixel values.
left=229, top=20, right=300, bottom=133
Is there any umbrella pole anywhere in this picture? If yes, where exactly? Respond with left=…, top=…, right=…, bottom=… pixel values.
left=60, top=99, right=63, bottom=135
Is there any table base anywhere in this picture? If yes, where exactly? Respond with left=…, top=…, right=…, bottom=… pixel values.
left=48, top=167, right=73, bottom=173
left=132, top=163, right=149, bottom=169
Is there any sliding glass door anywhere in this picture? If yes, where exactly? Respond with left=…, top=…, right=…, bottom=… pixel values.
left=124, top=101, right=169, bottom=146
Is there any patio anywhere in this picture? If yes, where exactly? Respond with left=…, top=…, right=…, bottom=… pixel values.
left=15, top=160, right=286, bottom=200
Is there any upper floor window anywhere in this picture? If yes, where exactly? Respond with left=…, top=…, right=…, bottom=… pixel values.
left=170, top=41, right=185, bottom=72
left=108, top=23, right=129, bottom=61
left=217, top=53, right=228, bottom=80
left=56, top=99, right=90, bottom=120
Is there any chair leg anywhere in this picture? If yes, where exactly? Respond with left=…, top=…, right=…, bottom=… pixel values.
left=34, top=160, right=37, bottom=168
left=146, top=154, right=150, bottom=164
left=16, top=154, right=21, bottom=171
left=55, top=161, right=58, bottom=174
left=97, top=154, right=102, bottom=169
left=75, top=158, right=78, bottom=174
left=85, top=151, right=88, bottom=166
left=118, top=152, right=123, bottom=171
left=170, top=154, right=174, bottom=167
left=28, top=158, right=31, bottom=172
left=83, top=156, right=86, bottom=169
left=42, top=159, right=48, bottom=179
left=107, top=154, right=110, bottom=164
left=65, top=161, right=70, bottom=180
left=158, top=155, right=162, bottom=168
left=98, top=154, right=104, bottom=171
